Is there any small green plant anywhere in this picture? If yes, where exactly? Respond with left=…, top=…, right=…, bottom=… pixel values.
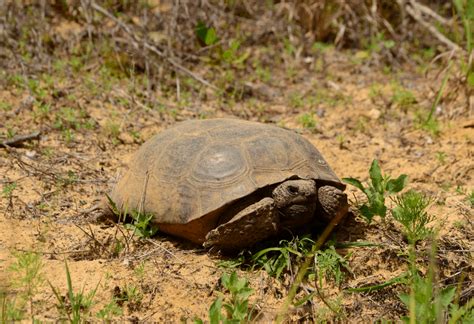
left=96, top=300, right=122, bottom=321
left=221, top=39, right=249, bottom=66
left=399, top=272, right=456, bottom=323
left=202, top=271, right=254, bottom=324
left=453, top=0, right=474, bottom=89
left=125, top=210, right=159, bottom=238
left=468, top=190, right=474, bottom=207
left=104, top=121, right=121, bottom=143
left=288, top=92, right=305, bottom=109
left=0, top=101, right=12, bottom=111
left=106, top=196, right=158, bottom=239
left=2, top=182, right=17, bottom=199
left=62, top=129, right=75, bottom=143
left=311, top=42, right=333, bottom=53
left=115, top=283, right=142, bottom=309
left=336, top=134, right=346, bottom=149
left=112, top=239, right=125, bottom=257
left=255, top=63, right=271, bottom=83
left=34, top=102, right=51, bottom=120
left=49, top=261, right=99, bottom=323
left=421, top=61, right=452, bottom=136
left=7, top=252, right=44, bottom=321
left=195, top=21, right=218, bottom=46
left=1, top=291, right=24, bottom=322
left=313, top=296, right=344, bottom=322
left=133, top=262, right=146, bottom=279
left=314, top=245, right=350, bottom=287
left=217, top=253, right=247, bottom=269
left=298, top=113, right=317, bottom=131
left=343, top=159, right=408, bottom=223
left=391, top=84, right=417, bottom=110
left=436, top=151, right=447, bottom=164
left=251, top=235, right=314, bottom=279
left=392, top=190, right=434, bottom=244
left=6, top=128, right=16, bottom=139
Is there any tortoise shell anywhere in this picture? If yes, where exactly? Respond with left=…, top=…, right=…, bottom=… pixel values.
left=108, top=118, right=343, bottom=242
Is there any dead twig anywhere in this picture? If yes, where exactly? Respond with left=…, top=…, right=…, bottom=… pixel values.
left=1, top=131, right=41, bottom=148
left=404, top=0, right=462, bottom=52
left=409, top=0, right=451, bottom=26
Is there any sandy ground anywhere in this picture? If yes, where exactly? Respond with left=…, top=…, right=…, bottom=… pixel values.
left=0, top=48, right=472, bottom=322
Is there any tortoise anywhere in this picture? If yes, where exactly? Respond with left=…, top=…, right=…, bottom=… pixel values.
left=105, top=118, right=348, bottom=250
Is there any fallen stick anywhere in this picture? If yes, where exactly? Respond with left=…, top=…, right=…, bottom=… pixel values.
left=1, top=131, right=41, bottom=148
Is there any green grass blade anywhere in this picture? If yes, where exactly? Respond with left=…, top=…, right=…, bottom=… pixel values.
left=425, top=61, right=452, bottom=124
left=347, top=272, right=409, bottom=293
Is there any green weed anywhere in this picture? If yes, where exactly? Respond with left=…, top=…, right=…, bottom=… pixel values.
left=96, top=300, right=122, bottom=321
left=255, top=63, right=271, bottom=83
left=133, top=262, right=146, bottom=280
left=311, top=42, right=333, bottom=53
left=364, top=32, right=395, bottom=54
left=251, top=235, right=314, bottom=279
left=115, top=283, right=142, bottom=309
left=199, top=271, right=254, bottom=324
left=34, top=102, right=51, bottom=120
left=343, top=159, right=408, bottom=223
left=107, top=195, right=158, bottom=239
left=7, top=252, right=44, bottom=321
left=2, top=182, right=17, bottom=199
left=0, top=101, right=12, bottom=111
left=125, top=210, right=159, bottom=238
left=195, top=21, right=218, bottom=46
left=313, top=296, right=344, bottom=322
left=6, top=128, right=16, bottom=139
left=288, top=92, right=305, bottom=109
left=314, top=245, right=350, bottom=287
left=221, top=40, right=249, bottom=66
left=419, top=60, right=452, bottom=137
left=468, top=190, right=474, bottom=207
left=49, top=261, right=99, bottom=323
left=0, top=291, right=24, bottom=322
left=436, top=151, right=447, bottom=164
left=399, top=272, right=456, bottom=323
left=217, top=253, right=247, bottom=269
left=62, top=129, right=75, bottom=143
left=298, top=113, right=317, bottom=131
left=104, top=120, right=121, bottom=143
left=449, top=298, right=474, bottom=323
left=416, top=111, right=440, bottom=136
left=453, top=0, right=474, bottom=89
left=391, top=84, right=417, bottom=110
left=392, top=190, right=434, bottom=245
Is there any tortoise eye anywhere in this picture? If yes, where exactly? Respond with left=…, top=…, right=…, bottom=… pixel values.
left=287, top=185, right=299, bottom=194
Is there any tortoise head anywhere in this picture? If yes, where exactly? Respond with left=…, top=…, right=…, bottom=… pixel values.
left=272, top=179, right=317, bottom=229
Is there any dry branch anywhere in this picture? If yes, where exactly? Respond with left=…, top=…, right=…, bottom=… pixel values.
left=404, top=0, right=462, bottom=52
left=1, top=131, right=41, bottom=148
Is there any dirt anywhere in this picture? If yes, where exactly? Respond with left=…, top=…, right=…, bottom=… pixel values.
left=1, top=32, right=473, bottom=323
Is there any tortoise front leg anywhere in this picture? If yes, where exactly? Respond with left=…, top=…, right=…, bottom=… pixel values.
left=318, top=186, right=348, bottom=222
left=203, top=197, right=279, bottom=250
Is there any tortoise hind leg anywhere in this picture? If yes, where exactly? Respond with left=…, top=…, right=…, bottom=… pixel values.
left=203, top=197, right=279, bottom=250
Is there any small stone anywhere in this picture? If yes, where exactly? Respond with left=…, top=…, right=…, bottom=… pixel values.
left=25, top=150, right=37, bottom=159
left=366, top=108, right=382, bottom=120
